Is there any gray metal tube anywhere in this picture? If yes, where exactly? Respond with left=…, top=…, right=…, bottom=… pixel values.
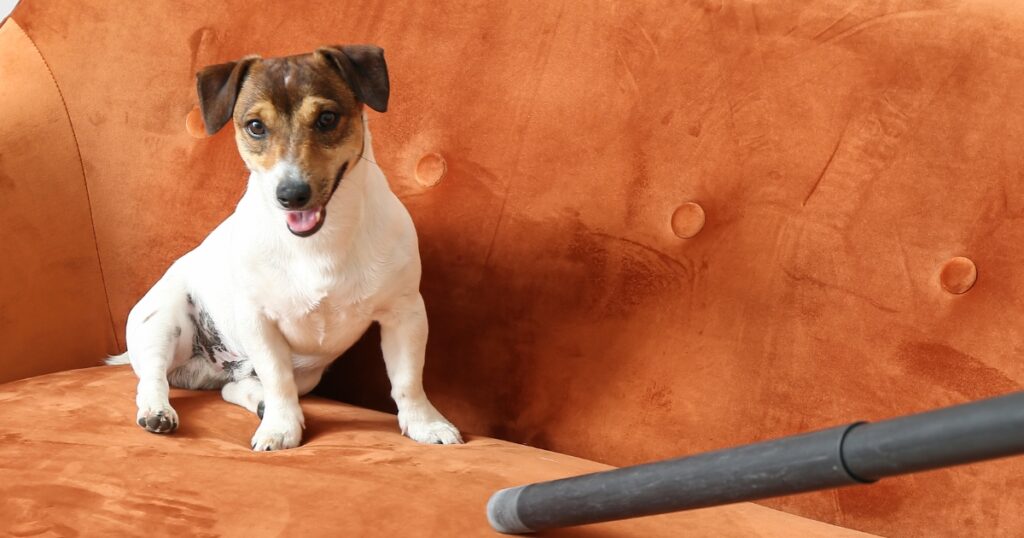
left=488, top=391, right=1024, bottom=534
left=487, top=424, right=866, bottom=533
left=844, top=391, right=1024, bottom=481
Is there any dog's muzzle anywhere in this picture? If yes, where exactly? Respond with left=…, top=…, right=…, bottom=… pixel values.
left=284, top=162, right=350, bottom=238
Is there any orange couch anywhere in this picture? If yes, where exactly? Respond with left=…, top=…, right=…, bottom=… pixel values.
left=1, top=1, right=1022, bottom=536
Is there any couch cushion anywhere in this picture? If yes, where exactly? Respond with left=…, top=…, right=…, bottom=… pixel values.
left=0, top=366, right=869, bottom=537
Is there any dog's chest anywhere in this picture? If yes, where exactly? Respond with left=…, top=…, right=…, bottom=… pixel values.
left=266, top=265, right=381, bottom=356
left=279, top=297, right=373, bottom=356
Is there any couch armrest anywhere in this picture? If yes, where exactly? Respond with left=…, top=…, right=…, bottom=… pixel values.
left=0, top=18, right=116, bottom=383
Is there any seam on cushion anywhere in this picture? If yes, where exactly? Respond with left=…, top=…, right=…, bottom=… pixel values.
left=12, top=19, right=122, bottom=352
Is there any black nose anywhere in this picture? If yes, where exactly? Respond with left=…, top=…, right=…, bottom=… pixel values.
left=276, top=181, right=311, bottom=209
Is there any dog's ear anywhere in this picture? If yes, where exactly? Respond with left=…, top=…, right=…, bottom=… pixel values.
left=195, top=55, right=259, bottom=135
left=318, top=45, right=389, bottom=113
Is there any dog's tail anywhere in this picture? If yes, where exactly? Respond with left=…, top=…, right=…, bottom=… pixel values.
left=105, top=352, right=130, bottom=366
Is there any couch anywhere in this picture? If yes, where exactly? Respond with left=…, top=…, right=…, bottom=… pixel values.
left=2, top=1, right=1022, bottom=536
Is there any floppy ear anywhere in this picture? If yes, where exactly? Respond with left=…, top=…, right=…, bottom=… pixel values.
left=195, top=55, right=259, bottom=135
left=318, top=45, right=390, bottom=113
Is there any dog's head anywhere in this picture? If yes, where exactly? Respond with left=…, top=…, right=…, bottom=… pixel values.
left=196, top=45, right=389, bottom=237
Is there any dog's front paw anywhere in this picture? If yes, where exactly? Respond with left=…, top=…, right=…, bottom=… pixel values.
left=250, top=413, right=303, bottom=451
left=136, top=405, right=179, bottom=434
left=404, top=417, right=463, bottom=445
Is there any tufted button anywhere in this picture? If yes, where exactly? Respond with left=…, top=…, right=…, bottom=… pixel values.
left=415, top=152, right=446, bottom=187
left=939, top=256, right=977, bottom=295
left=671, top=202, right=706, bottom=239
left=185, top=106, right=207, bottom=139
left=701, top=0, right=723, bottom=12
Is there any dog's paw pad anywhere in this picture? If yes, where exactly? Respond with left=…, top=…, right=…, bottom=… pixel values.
left=406, top=420, right=463, bottom=445
left=137, top=407, right=178, bottom=434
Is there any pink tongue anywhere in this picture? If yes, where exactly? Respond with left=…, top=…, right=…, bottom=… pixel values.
left=286, top=209, right=321, bottom=233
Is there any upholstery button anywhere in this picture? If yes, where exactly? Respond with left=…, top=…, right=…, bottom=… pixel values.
left=415, top=152, right=446, bottom=187
left=671, top=202, right=706, bottom=238
left=701, top=0, right=723, bottom=12
left=185, top=106, right=207, bottom=139
left=939, top=256, right=977, bottom=294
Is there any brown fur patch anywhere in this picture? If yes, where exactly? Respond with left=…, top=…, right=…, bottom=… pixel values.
left=233, top=53, right=365, bottom=208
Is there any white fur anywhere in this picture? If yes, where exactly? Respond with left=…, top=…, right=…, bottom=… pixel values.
left=121, top=115, right=461, bottom=450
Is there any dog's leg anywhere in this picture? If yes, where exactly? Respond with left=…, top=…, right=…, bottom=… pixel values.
left=221, top=376, right=264, bottom=416
left=222, top=367, right=324, bottom=419
left=125, top=280, right=192, bottom=434
left=379, top=293, right=463, bottom=445
left=130, top=333, right=180, bottom=433
left=236, top=314, right=305, bottom=451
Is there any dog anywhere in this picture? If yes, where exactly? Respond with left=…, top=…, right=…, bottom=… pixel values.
left=108, top=45, right=462, bottom=451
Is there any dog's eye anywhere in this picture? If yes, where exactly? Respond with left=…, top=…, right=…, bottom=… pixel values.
left=315, top=111, right=339, bottom=131
left=245, top=119, right=267, bottom=138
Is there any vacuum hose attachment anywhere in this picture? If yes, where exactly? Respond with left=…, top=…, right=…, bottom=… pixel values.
left=487, top=391, right=1024, bottom=533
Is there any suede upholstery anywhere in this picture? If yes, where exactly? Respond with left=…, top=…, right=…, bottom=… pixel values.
left=1, top=1, right=1023, bottom=536
left=0, top=17, right=116, bottom=385
left=0, top=367, right=871, bottom=537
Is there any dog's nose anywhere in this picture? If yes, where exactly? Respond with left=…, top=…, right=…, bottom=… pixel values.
left=276, top=181, right=312, bottom=209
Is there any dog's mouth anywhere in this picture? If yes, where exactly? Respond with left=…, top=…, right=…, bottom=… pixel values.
left=284, top=162, right=349, bottom=238
left=286, top=207, right=325, bottom=237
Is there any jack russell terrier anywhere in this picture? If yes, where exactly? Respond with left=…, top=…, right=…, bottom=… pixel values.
left=108, top=45, right=462, bottom=451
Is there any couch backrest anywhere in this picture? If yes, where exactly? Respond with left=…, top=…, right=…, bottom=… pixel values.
left=6, top=1, right=1024, bottom=536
